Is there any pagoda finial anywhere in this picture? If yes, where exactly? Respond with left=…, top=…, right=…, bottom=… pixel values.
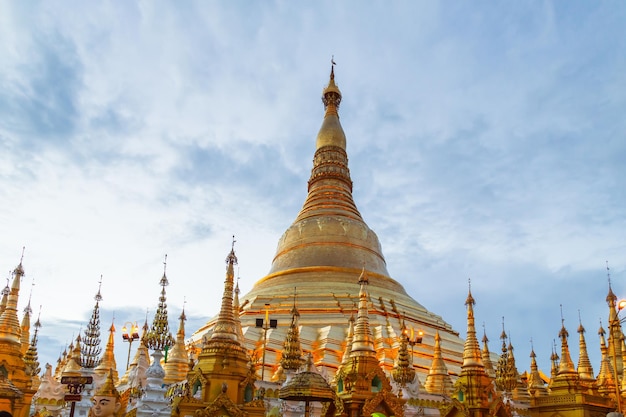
left=95, top=275, right=103, bottom=302
left=578, top=309, right=584, bottom=333
left=465, top=278, right=475, bottom=306
left=144, top=257, right=175, bottom=353
left=321, top=59, right=342, bottom=116
left=606, top=260, right=617, bottom=304
left=81, top=277, right=104, bottom=368
left=160, top=254, right=169, bottom=287
left=25, top=278, right=34, bottom=314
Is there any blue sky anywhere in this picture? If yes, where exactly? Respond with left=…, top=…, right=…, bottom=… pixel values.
left=1, top=1, right=625, bottom=377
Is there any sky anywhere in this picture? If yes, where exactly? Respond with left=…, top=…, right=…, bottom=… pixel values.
left=1, top=1, right=625, bottom=378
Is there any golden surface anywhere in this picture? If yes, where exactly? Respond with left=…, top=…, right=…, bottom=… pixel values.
left=191, top=66, right=465, bottom=381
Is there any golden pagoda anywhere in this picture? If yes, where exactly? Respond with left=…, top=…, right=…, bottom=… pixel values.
left=450, top=287, right=500, bottom=417
left=528, top=316, right=613, bottom=417
left=95, top=321, right=119, bottom=383
left=0, top=256, right=36, bottom=417
left=163, top=308, right=191, bottom=385
left=335, top=269, right=403, bottom=417
left=191, top=63, right=465, bottom=384
left=175, top=242, right=264, bottom=417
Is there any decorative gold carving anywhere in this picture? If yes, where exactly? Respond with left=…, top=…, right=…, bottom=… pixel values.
left=194, top=392, right=245, bottom=417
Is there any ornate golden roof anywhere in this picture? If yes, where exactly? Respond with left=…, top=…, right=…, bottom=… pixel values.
left=279, top=355, right=334, bottom=402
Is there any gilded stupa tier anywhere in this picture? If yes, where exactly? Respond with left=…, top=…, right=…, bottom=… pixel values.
left=192, top=65, right=465, bottom=379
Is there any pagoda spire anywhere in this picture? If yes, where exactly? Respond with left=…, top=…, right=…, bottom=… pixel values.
left=233, top=275, right=245, bottom=343
left=63, top=334, right=83, bottom=375
left=206, top=238, right=242, bottom=346
left=576, top=313, right=596, bottom=387
left=0, top=253, right=25, bottom=345
left=290, top=62, right=364, bottom=228
left=341, top=311, right=355, bottom=366
left=178, top=240, right=257, bottom=415
left=392, top=320, right=416, bottom=388
left=20, top=280, right=34, bottom=354
left=545, top=309, right=585, bottom=394
left=95, top=320, right=119, bottom=382
left=424, top=331, right=453, bottom=395
left=144, top=255, right=176, bottom=354
left=597, top=323, right=617, bottom=396
left=333, top=270, right=402, bottom=417
left=527, top=344, right=548, bottom=397
left=453, top=282, right=493, bottom=409
left=507, top=335, right=529, bottom=402
left=164, top=306, right=190, bottom=384
left=621, top=337, right=626, bottom=393
left=495, top=319, right=515, bottom=394
left=55, top=343, right=70, bottom=378
left=81, top=277, right=103, bottom=368
left=461, top=283, right=483, bottom=370
left=557, top=312, right=577, bottom=376
left=0, top=275, right=9, bottom=315
left=24, top=309, right=42, bottom=378
left=351, top=268, right=375, bottom=356
left=547, top=340, right=559, bottom=390
left=481, top=325, right=496, bottom=379
left=606, top=262, right=624, bottom=379
left=318, top=59, right=344, bottom=145
left=280, top=288, right=305, bottom=372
